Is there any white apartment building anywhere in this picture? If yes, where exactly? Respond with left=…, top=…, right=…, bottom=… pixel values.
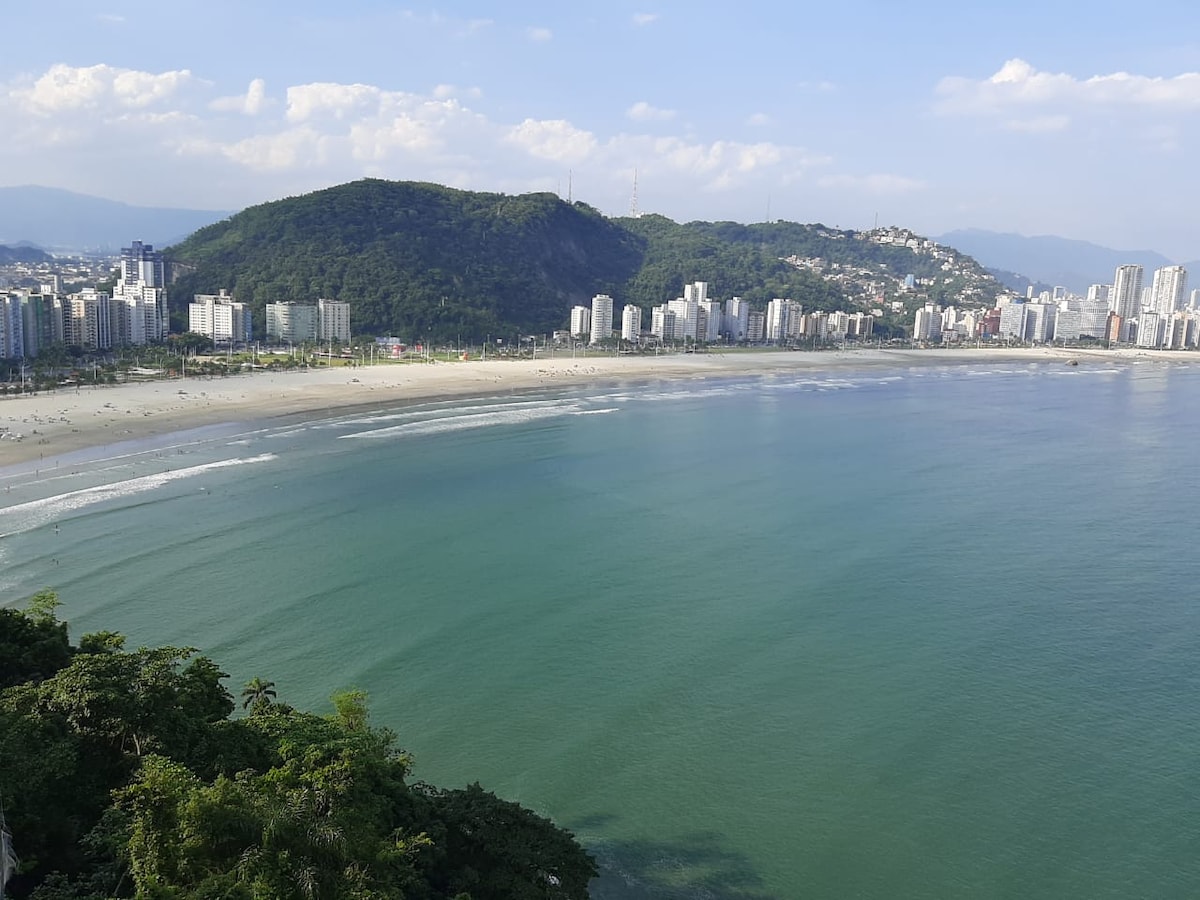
left=112, top=241, right=169, bottom=343
left=266, top=302, right=318, bottom=344
left=699, top=299, right=722, bottom=342
left=67, top=289, right=113, bottom=351
left=1151, top=266, right=1188, bottom=316
left=666, top=298, right=699, bottom=341
left=913, top=303, right=942, bottom=342
left=724, top=296, right=750, bottom=341
left=589, top=294, right=613, bottom=344
left=190, top=290, right=252, bottom=343
left=766, top=298, right=797, bottom=341
left=621, top=304, right=642, bottom=341
left=1110, top=265, right=1143, bottom=335
left=650, top=306, right=675, bottom=341
left=317, top=298, right=351, bottom=343
left=570, top=305, right=591, bottom=339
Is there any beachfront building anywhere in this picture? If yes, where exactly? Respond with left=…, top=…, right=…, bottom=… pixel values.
left=650, top=305, right=675, bottom=341
left=190, top=290, right=252, bottom=343
left=19, top=293, right=65, bottom=357
left=621, top=304, right=642, bottom=341
left=570, top=305, right=591, bottom=339
left=1110, top=265, right=1143, bottom=340
left=0, top=293, right=24, bottom=358
left=747, top=311, right=766, bottom=342
left=913, top=303, right=942, bottom=342
left=766, top=298, right=797, bottom=342
left=317, top=298, right=351, bottom=343
left=590, top=294, right=613, bottom=344
left=66, top=289, right=113, bottom=351
left=1151, top=266, right=1188, bottom=316
left=111, top=241, right=169, bottom=344
left=699, top=299, right=722, bottom=342
left=725, top=297, right=750, bottom=341
left=266, top=301, right=318, bottom=344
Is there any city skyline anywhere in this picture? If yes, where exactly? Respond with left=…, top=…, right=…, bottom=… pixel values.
left=1, top=2, right=1198, bottom=259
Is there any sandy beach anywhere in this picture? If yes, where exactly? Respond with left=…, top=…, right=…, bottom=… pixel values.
left=0, top=346, right=1183, bottom=472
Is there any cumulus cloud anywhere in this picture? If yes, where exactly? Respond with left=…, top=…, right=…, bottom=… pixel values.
left=627, top=101, right=676, bottom=121
left=506, top=119, right=596, bottom=162
left=12, top=63, right=195, bottom=114
left=937, top=58, right=1200, bottom=116
left=1, top=62, right=846, bottom=216
left=632, top=12, right=659, bottom=25
left=211, top=78, right=270, bottom=115
left=527, top=26, right=553, bottom=42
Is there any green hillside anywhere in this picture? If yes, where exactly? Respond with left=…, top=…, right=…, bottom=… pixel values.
left=166, top=179, right=997, bottom=341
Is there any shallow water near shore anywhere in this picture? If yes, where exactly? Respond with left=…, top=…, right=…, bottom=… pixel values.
left=4, top=360, right=1200, bottom=898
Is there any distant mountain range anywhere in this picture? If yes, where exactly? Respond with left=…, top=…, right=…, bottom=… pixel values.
left=934, top=229, right=1196, bottom=294
left=0, top=186, right=230, bottom=254
left=0, top=243, right=53, bottom=264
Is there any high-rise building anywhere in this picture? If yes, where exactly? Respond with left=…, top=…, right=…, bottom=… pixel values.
left=66, top=289, right=113, bottom=350
left=113, top=240, right=168, bottom=343
left=1151, top=265, right=1188, bottom=316
left=1110, top=265, right=1143, bottom=321
left=0, top=293, right=24, bottom=358
left=766, top=298, right=797, bottom=341
left=699, top=299, right=722, bottom=342
left=190, top=290, right=251, bottom=343
left=317, top=298, right=351, bottom=343
left=570, top=305, right=591, bottom=338
left=724, top=296, right=750, bottom=341
left=589, top=294, right=613, bottom=344
left=266, top=301, right=318, bottom=343
left=621, top=304, right=642, bottom=341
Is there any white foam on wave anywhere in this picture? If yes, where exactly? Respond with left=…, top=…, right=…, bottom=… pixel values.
left=328, top=397, right=577, bottom=429
left=339, top=404, right=588, bottom=440
left=0, top=453, right=278, bottom=539
left=572, top=407, right=620, bottom=416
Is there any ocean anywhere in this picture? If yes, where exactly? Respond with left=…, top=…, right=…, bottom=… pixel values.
left=3, top=358, right=1199, bottom=898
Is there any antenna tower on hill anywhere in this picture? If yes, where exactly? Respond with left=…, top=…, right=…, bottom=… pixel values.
left=629, top=169, right=640, bottom=218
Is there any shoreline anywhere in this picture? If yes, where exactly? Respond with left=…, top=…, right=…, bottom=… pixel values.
left=0, top=346, right=1186, bottom=473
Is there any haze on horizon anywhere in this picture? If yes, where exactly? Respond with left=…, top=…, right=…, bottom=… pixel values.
left=0, top=0, right=1197, bottom=260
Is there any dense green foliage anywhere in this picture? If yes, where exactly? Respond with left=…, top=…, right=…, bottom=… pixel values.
left=166, top=179, right=994, bottom=342
left=0, top=593, right=596, bottom=899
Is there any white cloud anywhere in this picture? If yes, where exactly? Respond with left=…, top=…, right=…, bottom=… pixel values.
left=96, top=13, right=125, bottom=24
left=286, top=82, right=384, bottom=122
left=13, top=63, right=195, bottom=114
left=632, top=13, right=659, bottom=26
left=746, top=112, right=770, bottom=127
left=211, top=78, right=271, bottom=116
left=937, top=58, right=1200, bottom=116
left=818, top=173, right=926, bottom=195
left=527, top=26, right=553, bottom=42
left=0, top=63, right=841, bottom=218
left=627, top=101, right=676, bottom=122
left=506, top=119, right=597, bottom=162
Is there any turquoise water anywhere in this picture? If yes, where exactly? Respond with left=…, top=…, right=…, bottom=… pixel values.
left=3, top=360, right=1200, bottom=898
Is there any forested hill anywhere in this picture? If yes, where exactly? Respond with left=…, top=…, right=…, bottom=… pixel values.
left=166, top=179, right=996, bottom=340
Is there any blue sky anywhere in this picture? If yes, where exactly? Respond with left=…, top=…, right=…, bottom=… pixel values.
left=1, top=1, right=1198, bottom=258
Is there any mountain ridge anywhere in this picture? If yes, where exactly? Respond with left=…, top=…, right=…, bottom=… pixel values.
left=0, top=185, right=230, bottom=253
left=164, top=178, right=1000, bottom=340
left=934, top=228, right=1185, bottom=294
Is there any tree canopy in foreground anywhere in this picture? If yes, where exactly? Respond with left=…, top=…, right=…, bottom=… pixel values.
left=0, top=593, right=596, bottom=899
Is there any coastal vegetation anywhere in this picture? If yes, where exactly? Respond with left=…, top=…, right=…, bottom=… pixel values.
left=166, top=179, right=998, bottom=342
left=0, top=592, right=597, bottom=899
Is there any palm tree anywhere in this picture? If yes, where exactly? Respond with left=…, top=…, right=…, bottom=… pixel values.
left=241, top=677, right=277, bottom=712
